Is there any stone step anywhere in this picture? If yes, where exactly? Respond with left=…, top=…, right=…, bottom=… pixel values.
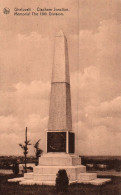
left=34, top=165, right=86, bottom=175
left=78, top=173, right=97, bottom=181
left=39, top=153, right=81, bottom=166
left=24, top=173, right=33, bottom=179
left=20, top=179, right=56, bottom=185
left=19, top=177, right=111, bottom=186
left=76, top=165, right=86, bottom=173
left=20, top=179, right=77, bottom=185
left=34, top=174, right=56, bottom=181
left=78, top=178, right=111, bottom=185
left=8, top=177, right=25, bottom=182
left=33, top=165, right=86, bottom=181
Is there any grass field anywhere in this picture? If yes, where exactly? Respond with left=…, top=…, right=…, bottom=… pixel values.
left=0, top=174, right=121, bottom=195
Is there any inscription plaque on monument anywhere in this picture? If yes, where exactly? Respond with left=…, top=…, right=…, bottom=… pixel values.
left=47, top=131, right=75, bottom=153
left=47, top=132, right=66, bottom=152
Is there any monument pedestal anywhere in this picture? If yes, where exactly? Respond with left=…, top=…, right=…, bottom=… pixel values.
left=12, top=153, right=110, bottom=186
left=39, top=153, right=80, bottom=166
left=21, top=153, right=87, bottom=185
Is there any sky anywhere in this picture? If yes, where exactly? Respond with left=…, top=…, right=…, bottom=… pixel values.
left=0, top=0, right=121, bottom=156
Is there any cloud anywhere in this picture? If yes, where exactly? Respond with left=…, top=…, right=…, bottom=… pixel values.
left=0, top=31, right=53, bottom=85
left=15, top=80, right=50, bottom=100
left=0, top=133, right=23, bottom=156
left=79, top=19, right=121, bottom=77
left=79, top=0, right=121, bottom=31
left=14, top=80, right=50, bottom=118
left=0, top=16, right=121, bottom=155
left=0, top=115, right=24, bottom=155
left=77, top=123, right=121, bottom=156
left=0, top=113, right=48, bottom=155
left=0, top=80, right=50, bottom=117
left=75, top=19, right=121, bottom=155
left=0, top=115, right=21, bottom=134
left=0, top=80, right=50, bottom=155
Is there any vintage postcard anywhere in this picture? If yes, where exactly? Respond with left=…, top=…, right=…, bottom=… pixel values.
left=0, top=0, right=121, bottom=194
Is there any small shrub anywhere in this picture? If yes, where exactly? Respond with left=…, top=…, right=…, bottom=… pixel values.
left=12, top=161, right=19, bottom=175
left=56, top=169, right=69, bottom=193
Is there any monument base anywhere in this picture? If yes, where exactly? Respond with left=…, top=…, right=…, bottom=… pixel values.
left=8, top=153, right=111, bottom=185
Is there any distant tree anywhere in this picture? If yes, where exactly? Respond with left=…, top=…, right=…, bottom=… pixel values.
left=114, top=159, right=121, bottom=172
left=19, top=127, right=31, bottom=173
left=13, top=160, right=19, bottom=175
left=33, top=139, right=43, bottom=165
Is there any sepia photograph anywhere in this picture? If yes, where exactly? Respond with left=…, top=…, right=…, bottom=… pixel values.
left=0, top=0, right=121, bottom=194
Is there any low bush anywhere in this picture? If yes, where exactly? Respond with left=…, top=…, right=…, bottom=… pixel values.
left=56, top=169, right=69, bottom=193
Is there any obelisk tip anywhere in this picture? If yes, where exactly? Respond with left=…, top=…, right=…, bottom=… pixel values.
left=56, top=30, right=65, bottom=37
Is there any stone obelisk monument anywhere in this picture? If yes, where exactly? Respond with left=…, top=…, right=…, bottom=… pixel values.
left=49, top=30, right=72, bottom=132
left=30, top=31, right=87, bottom=184
left=47, top=30, right=74, bottom=154
left=9, top=31, right=111, bottom=185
